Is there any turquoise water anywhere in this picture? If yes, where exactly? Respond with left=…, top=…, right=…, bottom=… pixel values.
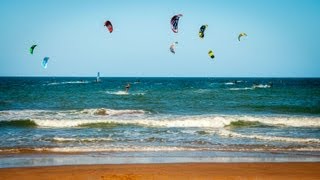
left=0, top=77, right=319, bottom=155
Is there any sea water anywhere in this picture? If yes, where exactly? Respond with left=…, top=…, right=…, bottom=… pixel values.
left=0, top=77, right=319, bottom=167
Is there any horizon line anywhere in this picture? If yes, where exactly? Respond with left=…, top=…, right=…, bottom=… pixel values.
left=0, top=76, right=319, bottom=79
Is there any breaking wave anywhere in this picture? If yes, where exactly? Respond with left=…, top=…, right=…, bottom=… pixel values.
left=0, top=109, right=147, bottom=121
left=1, top=112, right=319, bottom=128
left=0, top=119, right=36, bottom=127
left=218, top=129, right=320, bottom=144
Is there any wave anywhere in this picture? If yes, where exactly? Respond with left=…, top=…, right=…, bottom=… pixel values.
left=225, top=120, right=270, bottom=128
left=80, top=108, right=146, bottom=116
left=52, top=137, right=113, bottom=143
left=0, top=109, right=147, bottom=121
left=106, top=90, right=128, bottom=95
left=0, top=119, right=36, bottom=127
left=78, top=122, right=135, bottom=128
left=218, top=129, right=320, bottom=144
left=46, top=81, right=90, bottom=85
left=1, top=145, right=320, bottom=154
left=105, top=91, right=145, bottom=96
left=1, top=114, right=319, bottom=128
left=229, top=84, right=271, bottom=91
left=225, top=82, right=235, bottom=85
left=253, top=84, right=271, bottom=89
left=0, top=146, right=201, bottom=153
left=229, top=87, right=254, bottom=91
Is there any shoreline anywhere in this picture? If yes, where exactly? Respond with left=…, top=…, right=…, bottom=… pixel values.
left=1, top=162, right=320, bottom=179
left=1, top=151, right=320, bottom=169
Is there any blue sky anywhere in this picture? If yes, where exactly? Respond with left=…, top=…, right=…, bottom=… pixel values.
left=0, top=0, right=319, bottom=77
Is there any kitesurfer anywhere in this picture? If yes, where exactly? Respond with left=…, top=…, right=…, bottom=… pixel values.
left=125, top=83, right=131, bottom=93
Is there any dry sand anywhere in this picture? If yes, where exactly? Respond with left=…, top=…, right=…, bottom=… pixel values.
left=0, top=162, right=319, bottom=180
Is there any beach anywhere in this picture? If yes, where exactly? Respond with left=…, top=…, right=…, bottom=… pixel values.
left=1, top=0, right=320, bottom=178
left=1, top=162, right=320, bottom=179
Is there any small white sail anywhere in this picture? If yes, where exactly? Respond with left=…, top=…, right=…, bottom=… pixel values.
left=96, top=72, right=101, bottom=82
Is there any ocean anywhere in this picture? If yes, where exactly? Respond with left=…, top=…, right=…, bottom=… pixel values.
left=0, top=77, right=320, bottom=167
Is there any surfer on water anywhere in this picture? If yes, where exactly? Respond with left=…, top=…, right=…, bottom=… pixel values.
left=125, top=83, right=130, bottom=93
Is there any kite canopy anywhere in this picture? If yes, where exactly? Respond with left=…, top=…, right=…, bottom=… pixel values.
left=169, top=42, right=178, bottom=54
left=104, top=20, right=113, bottom=33
left=42, top=57, right=49, bottom=69
left=238, top=33, right=247, bottom=41
left=199, top=25, right=208, bottom=38
left=170, top=14, right=183, bottom=33
left=208, top=50, right=215, bottom=59
left=30, top=45, right=37, bottom=54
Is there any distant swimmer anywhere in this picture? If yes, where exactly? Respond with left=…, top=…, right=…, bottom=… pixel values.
left=125, top=83, right=131, bottom=93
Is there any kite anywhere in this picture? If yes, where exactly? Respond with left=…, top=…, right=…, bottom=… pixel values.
left=208, top=50, right=215, bottom=59
left=238, top=33, right=247, bottom=41
left=199, top=25, right=208, bottom=38
left=42, top=57, right=49, bottom=69
left=170, top=14, right=183, bottom=33
left=30, top=45, right=37, bottom=54
left=170, top=42, right=178, bottom=54
left=104, top=20, right=113, bottom=33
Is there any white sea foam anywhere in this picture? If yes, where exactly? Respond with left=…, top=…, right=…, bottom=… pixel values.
left=46, top=81, right=90, bottom=85
left=40, top=146, right=202, bottom=153
left=2, top=145, right=320, bottom=153
left=31, top=118, right=223, bottom=128
left=225, top=82, right=235, bottom=85
left=106, top=91, right=128, bottom=95
left=218, top=129, right=320, bottom=144
left=229, top=84, right=271, bottom=91
left=52, top=137, right=113, bottom=142
left=0, top=110, right=49, bottom=121
left=1, top=111, right=320, bottom=128
left=253, top=84, right=271, bottom=89
left=229, top=87, right=254, bottom=91
left=0, top=109, right=146, bottom=121
left=23, top=116, right=320, bottom=129
left=105, top=91, right=145, bottom=96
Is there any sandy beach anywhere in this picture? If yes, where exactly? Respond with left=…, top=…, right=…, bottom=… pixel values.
left=0, top=162, right=319, bottom=179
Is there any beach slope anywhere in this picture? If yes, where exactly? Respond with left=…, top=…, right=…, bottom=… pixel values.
left=0, top=162, right=320, bottom=179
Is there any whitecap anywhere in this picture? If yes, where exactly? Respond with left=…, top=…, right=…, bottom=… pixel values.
left=46, top=81, right=90, bottom=86
left=229, top=87, right=254, bottom=91
left=253, top=84, right=271, bottom=89
left=218, top=129, right=320, bottom=144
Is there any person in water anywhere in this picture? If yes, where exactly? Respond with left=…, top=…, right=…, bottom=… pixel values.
left=125, top=83, right=130, bottom=93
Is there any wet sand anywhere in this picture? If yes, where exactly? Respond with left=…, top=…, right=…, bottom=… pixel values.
left=0, top=162, right=320, bottom=179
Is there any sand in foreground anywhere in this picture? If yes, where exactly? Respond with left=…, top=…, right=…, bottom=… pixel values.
left=0, top=162, right=320, bottom=180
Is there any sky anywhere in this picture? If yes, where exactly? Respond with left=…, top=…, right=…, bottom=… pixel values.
left=0, top=0, right=319, bottom=77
